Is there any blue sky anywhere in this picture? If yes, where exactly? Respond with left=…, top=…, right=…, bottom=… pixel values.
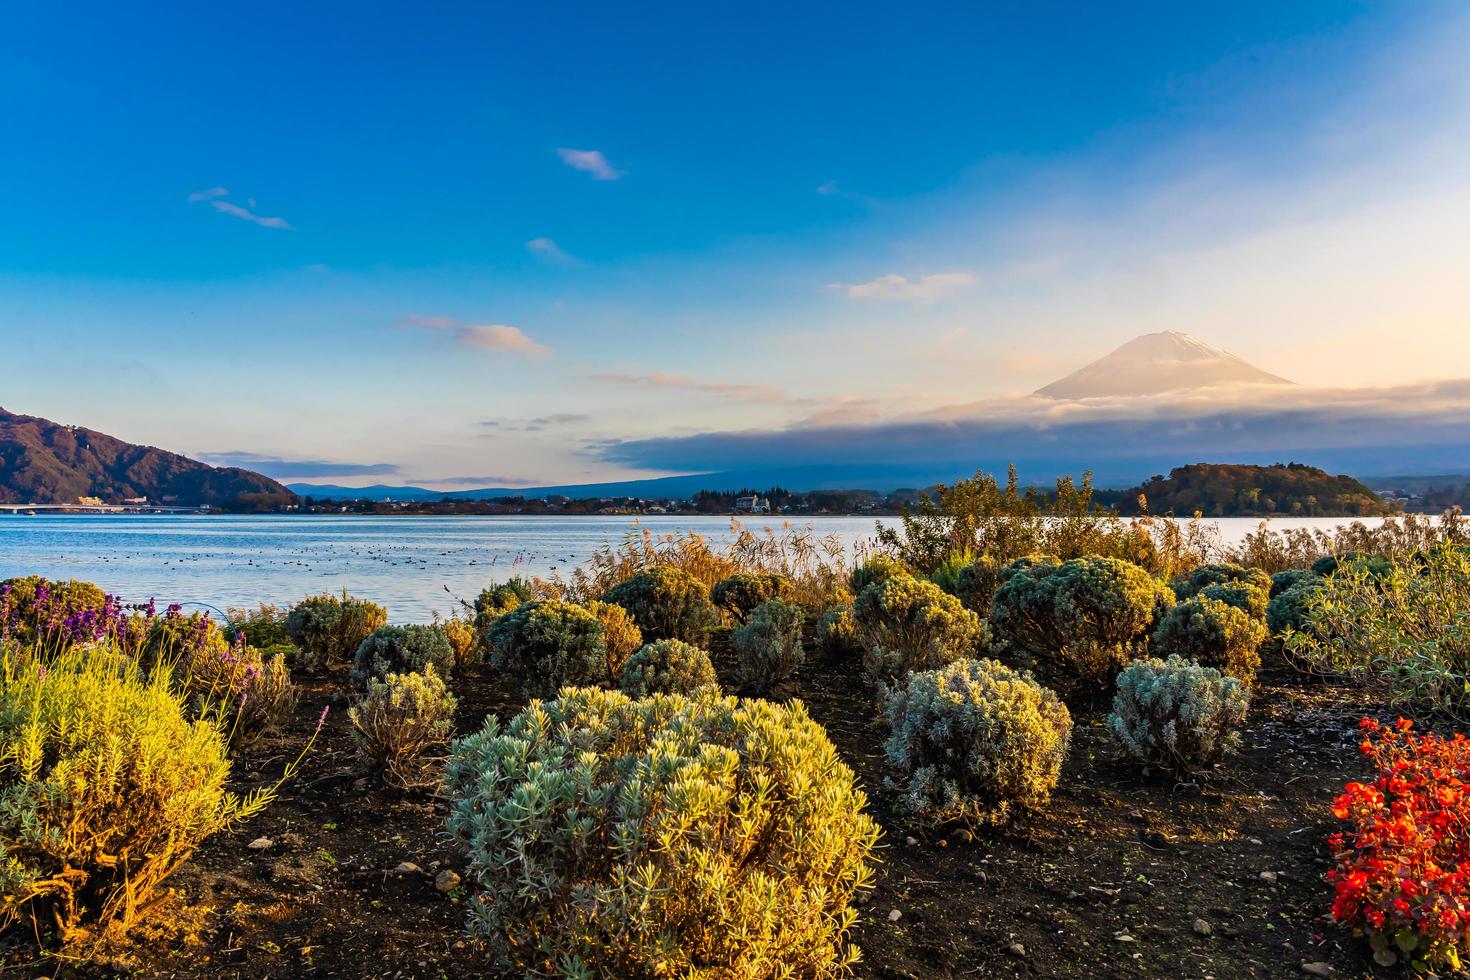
left=3, top=2, right=1469, bottom=487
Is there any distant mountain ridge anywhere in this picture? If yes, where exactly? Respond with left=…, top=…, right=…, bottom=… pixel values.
left=1036, top=330, right=1293, bottom=399
left=0, top=407, right=294, bottom=508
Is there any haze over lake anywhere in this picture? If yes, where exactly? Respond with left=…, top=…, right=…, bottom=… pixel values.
left=0, top=513, right=1395, bottom=621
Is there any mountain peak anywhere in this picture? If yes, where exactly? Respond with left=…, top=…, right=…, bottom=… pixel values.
left=1035, top=331, right=1294, bottom=399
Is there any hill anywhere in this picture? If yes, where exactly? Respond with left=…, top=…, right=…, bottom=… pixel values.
left=1036, top=330, right=1294, bottom=399
left=1117, top=462, right=1391, bottom=517
left=0, top=407, right=295, bottom=509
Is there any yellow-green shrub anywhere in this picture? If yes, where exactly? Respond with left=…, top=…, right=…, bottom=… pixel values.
left=444, top=687, right=879, bottom=977
left=882, top=657, right=1071, bottom=826
left=435, top=614, right=478, bottom=670
left=0, top=646, right=270, bottom=941
left=586, top=599, right=643, bottom=665
left=601, top=566, right=718, bottom=645
left=852, top=574, right=987, bottom=687
left=710, top=572, right=794, bottom=622
left=1152, top=596, right=1267, bottom=685
left=817, top=602, right=861, bottom=659
left=184, top=639, right=297, bottom=752
left=1171, top=563, right=1271, bottom=603
left=350, top=665, right=457, bottom=791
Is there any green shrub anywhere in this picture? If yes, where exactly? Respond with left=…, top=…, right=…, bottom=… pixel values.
left=1266, top=575, right=1324, bottom=637
left=487, top=599, right=619, bottom=698
left=731, top=598, right=806, bottom=693
left=1311, top=552, right=1395, bottom=579
left=950, top=555, right=1002, bottom=614
left=882, top=657, right=1071, bottom=826
left=351, top=624, right=455, bottom=689
left=601, top=566, right=718, bottom=645
left=184, top=639, right=297, bottom=752
left=852, top=574, right=986, bottom=687
left=473, top=577, right=536, bottom=656
left=848, top=554, right=908, bottom=595
left=997, top=553, right=1061, bottom=584
left=0, top=646, right=271, bottom=941
left=1108, top=656, right=1248, bottom=772
left=444, top=687, right=879, bottom=977
left=223, top=603, right=291, bottom=649
left=1269, top=568, right=1319, bottom=598
left=1171, top=563, right=1271, bottom=602
left=0, top=576, right=109, bottom=649
left=350, top=665, right=458, bottom=791
left=988, top=556, right=1172, bottom=696
left=285, top=592, right=388, bottom=671
left=618, top=639, right=719, bottom=698
left=1152, top=596, right=1266, bottom=685
left=1197, top=581, right=1269, bottom=619
left=1285, top=546, right=1470, bottom=719
left=710, top=573, right=794, bottom=621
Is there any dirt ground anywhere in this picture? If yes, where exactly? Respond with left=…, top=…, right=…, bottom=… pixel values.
left=3, top=644, right=1400, bottom=979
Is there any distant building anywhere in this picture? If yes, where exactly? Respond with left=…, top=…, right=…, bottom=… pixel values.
left=77, top=496, right=104, bottom=506
left=122, top=496, right=148, bottom=505
left=733, top=495, right=768, bottom=514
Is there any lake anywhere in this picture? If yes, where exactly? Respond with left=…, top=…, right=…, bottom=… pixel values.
left=0, top=513, right=1391, bottom=621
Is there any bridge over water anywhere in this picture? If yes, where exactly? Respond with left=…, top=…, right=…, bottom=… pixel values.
left=0, top=504, right=210, bottom=514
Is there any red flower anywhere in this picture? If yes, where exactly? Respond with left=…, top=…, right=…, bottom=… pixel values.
left=1326, top=718, right=1470, bottom=970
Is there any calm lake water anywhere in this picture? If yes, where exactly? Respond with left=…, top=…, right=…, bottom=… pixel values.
left=0, top=513, right=1391, bottom=622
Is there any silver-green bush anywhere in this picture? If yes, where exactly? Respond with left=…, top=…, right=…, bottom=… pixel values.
left=882, top=657, right=1071, bottom=825
left=730, top=597, right=806, bottom=693
left=350, top=623, right=454, bottom=689
left=988, top=556, right=1172, bottom=696
left=618, top=639, right=719, bottom=698
left=1108, top=656, right=1248, bottom=772
left=486, top=600, right=620, bottom=698
left=444, top=687, right=879, bottom=977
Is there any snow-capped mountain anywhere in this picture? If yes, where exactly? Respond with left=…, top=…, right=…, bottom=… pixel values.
left=1035, top=330, right=1294, bottom=399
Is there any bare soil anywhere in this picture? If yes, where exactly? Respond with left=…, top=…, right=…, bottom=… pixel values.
left=4, top=648, right=1399, bottom=979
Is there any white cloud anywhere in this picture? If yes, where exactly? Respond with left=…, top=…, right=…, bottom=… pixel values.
left=210, top=200, right=292, bottom=229
left=401, top=315, right=553, bottom=357
left=830, top=271, right=976, bottom=302
left=188, top=187, right=291, bottom=229
left=557, top=147, right=624, bottom=181
left=526, top=236, right=577, bottom=264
